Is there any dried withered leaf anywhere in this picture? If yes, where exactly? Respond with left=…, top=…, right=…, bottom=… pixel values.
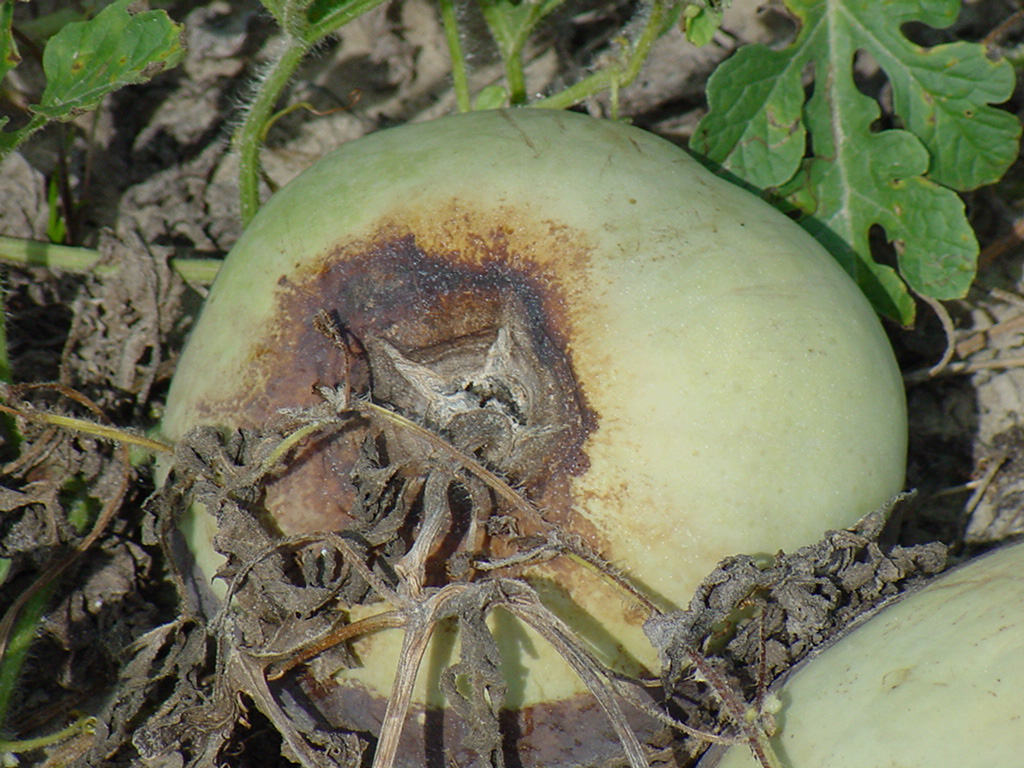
left=0, top=481, right=64, bottom=561
left=60, top=226, right=187, bottom=414
left=644, top=504, right=948, bottom=749
left=966, top=425, right=1024, bottom=543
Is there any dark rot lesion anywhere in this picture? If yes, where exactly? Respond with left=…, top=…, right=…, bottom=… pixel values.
left=199, top=213, right=663, bottom=768
left=250, top=226, right=599, bottom=544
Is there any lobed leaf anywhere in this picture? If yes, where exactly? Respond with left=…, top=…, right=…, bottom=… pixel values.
left=32, top=0, right=184, bottom=120
left=692, top=0, right=1021, bottom=323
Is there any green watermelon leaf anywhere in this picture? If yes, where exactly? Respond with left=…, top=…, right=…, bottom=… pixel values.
left=1, top=0, right=184, bottom=158
left=32, top=0, right=184, bottom=120
left=692, top=0, right=1021, bottom=323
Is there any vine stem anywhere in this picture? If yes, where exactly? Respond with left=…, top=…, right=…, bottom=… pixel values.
left=439, top=0, right=471, bottom=112
left=0, top=235, right=221, bottom=284
left=0, top=115, right=47, bottom=164
left=0, top=713, right=96, bottom=753
left=532, top=0, right=667, bottom=111
left=235, top=38, right=311, bottom=228
left=503, top=38, right=528, bottom=105
left=0, top=403, right=173, bottom=454
left=233, top=0, right=390, bottom=226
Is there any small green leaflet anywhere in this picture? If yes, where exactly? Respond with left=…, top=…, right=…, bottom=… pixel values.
left=682, top=3, right=725, bottom=48
left=32, top=0, right=184, bottom=120
left=692, top=0, right=1021, bottom=324
left=474, top=84, right=510, bottom=110
left=1, top=0, right=184, bottom=157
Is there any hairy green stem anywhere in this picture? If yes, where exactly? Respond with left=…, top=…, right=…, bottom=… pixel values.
left=0, top=235, right=221, bottom=284
left=235, top=39, right=311, bottom=227
left=532, top=0, right=667, bottom=111
left=233, top=0, right=391, bottom=225
left=0, top=115, right=48, bottom=163
left=439, top=0, right=471, bottom=112
left=619, top=2, right=665, bottom=86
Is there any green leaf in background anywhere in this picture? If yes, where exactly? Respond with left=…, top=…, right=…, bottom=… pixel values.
left=474, top=84, right=509, bottom=110
left=477, top=0, right=569, bottom=104
left=307, top=0, right=365, bottom=26
left=682, top=3, right=724, bottom=47
left=691, top=0, right=1021, bottom=324
left=32, top=0, right=185, bottom=120
left=477, top=0, right=568, bottom=52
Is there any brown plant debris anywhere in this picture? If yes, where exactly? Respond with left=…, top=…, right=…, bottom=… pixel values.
left=108, top=321, right=948, bottom=768
left=643, top=504, right=948, bottom=762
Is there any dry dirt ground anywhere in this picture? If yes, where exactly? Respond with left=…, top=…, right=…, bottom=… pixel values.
left=1, top=1, right=1024, bottom=767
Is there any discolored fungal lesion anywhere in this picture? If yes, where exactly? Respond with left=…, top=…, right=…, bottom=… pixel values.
left=166, top=209, right=697, bottom=768
left=232, top=217, right=601, bottom=550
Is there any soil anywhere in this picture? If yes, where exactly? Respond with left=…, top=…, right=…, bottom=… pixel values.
left=1, top=1, right=1023, bottom=767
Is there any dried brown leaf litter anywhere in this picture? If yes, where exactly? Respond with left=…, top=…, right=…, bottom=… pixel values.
left=84, top=312, right=947, bottom=768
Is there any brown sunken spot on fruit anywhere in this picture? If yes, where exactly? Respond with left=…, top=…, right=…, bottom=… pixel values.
left=184, top=200, right=662, bottom=766
left=200, top=199, right=611, bottom=552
